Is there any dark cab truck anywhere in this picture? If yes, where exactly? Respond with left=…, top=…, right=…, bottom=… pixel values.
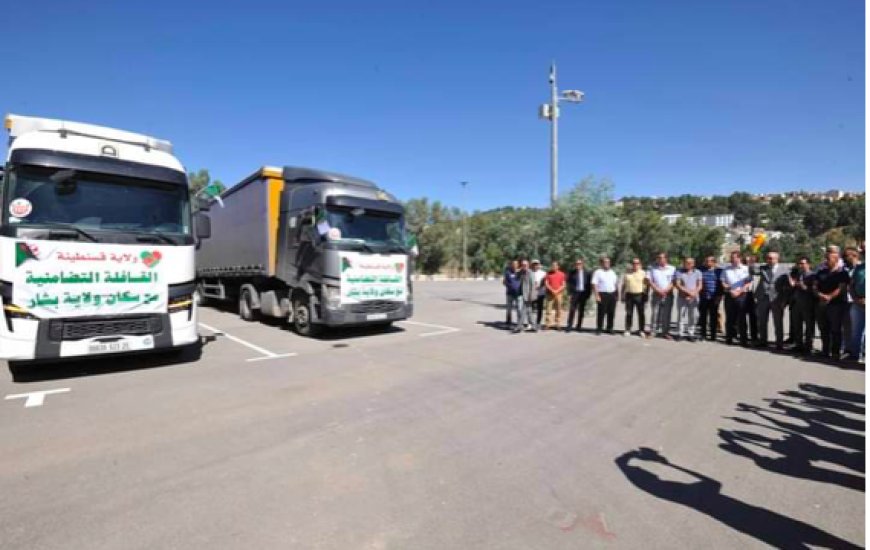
left=196, top=166, right=413, bottom=336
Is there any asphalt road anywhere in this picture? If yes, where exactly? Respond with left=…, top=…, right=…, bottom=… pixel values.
left=0, top=281, right=864, bottom=549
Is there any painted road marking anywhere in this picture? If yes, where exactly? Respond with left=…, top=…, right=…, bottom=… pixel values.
left=198, top=322, right=295, bottom=362
left=400, top=320, right=461, bottom=338
left=246, top=353, right=298, bottom=363
left=5, top=388, right=71, bottom=408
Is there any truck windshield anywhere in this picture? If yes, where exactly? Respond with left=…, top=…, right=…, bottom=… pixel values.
left=325, top=206, right=404, bottom=247
left=4, top=165, right=191, bottom=238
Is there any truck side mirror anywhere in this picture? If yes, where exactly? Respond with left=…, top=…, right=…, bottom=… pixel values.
left=193, top=196, right=212, bottom=212
left=194, top=212, right=211, bottom=240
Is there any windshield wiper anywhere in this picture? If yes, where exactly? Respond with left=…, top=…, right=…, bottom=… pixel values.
left=22, top=222, right=98, bottom=242
left=122, top=230, right=176, bottom=245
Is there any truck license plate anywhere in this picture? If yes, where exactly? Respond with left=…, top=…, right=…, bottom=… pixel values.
left=366, top=313, right=388, bottom=321
left=87, top=341, right=132, bottom=354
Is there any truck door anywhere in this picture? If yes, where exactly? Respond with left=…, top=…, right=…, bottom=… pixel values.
left=296, top=211, right=317, bottom=270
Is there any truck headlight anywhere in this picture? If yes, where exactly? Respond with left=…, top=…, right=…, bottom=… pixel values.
left=324, top=286, right=341, bottom=309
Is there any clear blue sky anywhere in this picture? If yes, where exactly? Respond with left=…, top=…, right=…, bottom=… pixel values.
left=3, top=0, right=864, bottom=210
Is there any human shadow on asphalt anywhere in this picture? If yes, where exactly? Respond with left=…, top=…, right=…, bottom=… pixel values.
left=718, top=384, right=865, bottom=492
left=799, top=382, right=865, bottom=404
left=777, top=389, right=865, bottom=416
left=8, top=341, right=204, bottom=383
left=615, top=447, right=861, bottom=549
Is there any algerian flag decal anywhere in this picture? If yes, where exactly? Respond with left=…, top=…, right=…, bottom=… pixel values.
left=15, top=242, right=39, bottom=267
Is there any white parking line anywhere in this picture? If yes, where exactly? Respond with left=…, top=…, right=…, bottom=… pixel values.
left=198, top=322, right=295, bottom=362
left=246, top=353, right=298, bottom=363
left=399, top=320, right=461, bottom=338
left=5, top=388, right=71, bottom=408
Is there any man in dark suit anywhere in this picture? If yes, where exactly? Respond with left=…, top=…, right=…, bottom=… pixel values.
left=565, top=258, right=592, bottom=332
left=755, top=251, right=791, bottom=349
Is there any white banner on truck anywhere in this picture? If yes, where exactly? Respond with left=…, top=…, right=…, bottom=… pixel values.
left=8, top=240, right=168, bottom=318
left=339, top=252, right=407, bottom=304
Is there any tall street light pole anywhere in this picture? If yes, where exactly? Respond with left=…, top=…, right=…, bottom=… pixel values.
left=540, top=62, right=584, bottom=208
left=549, top=64, right=558, bottom=208
left=461, top=181, right=468, bottom=278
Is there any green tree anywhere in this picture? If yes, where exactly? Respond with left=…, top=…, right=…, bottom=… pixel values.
left=628, top=211, right=672, bottom=265
left=539, top=176, right=621, bottom=269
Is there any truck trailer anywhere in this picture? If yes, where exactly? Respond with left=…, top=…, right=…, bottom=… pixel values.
left=0, top=114, right=208, bottom=363
left=196, top=166, right=413, bottom=335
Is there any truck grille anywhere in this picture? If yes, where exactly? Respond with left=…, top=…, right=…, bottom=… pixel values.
left=49, top=316, right=163, bottom=341
left=348, top=301, right=403, bottom=314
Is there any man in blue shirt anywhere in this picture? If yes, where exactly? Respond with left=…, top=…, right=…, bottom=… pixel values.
left=502, top=260, right=520, bottom=328
left=698, top=256, right=722, bottom=341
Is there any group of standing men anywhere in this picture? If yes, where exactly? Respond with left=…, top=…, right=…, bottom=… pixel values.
left=502, top=244, right=865, bottom=362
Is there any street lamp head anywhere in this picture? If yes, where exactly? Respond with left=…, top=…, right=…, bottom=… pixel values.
left=561, top=90, right=585, bottom=103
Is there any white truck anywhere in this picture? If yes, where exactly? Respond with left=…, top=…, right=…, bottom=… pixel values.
left=0, top=114, right=208, bottom=363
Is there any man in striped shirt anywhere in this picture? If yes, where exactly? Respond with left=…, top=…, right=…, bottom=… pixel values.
left=698, top=256, right=723, bottom=341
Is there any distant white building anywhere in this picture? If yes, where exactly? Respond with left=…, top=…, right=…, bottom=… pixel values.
left=690, top=214, right=734, bottom=228
left=662, top=213, right=734, bottom=228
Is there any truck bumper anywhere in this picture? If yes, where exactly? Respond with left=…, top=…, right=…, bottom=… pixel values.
left=0, top=307, right=199, bottom=363
left=318, top=303, right=413, bottom=327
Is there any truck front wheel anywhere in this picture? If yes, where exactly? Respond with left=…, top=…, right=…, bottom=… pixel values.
left=293, top=296, right=320, bottom=337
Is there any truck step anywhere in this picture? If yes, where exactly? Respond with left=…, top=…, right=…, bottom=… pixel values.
left=200, top=282, right=226, bottom=300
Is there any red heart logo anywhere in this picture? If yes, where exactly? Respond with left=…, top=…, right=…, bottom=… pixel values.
left=140, top=250, right=162, bottom=268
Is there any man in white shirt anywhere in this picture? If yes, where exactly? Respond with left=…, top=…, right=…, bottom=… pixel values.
left=647, top=252, right=676, bottom=340
left=592, top=256, right=619, bottom=334
left=720, top=251, right=751, bottom=346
